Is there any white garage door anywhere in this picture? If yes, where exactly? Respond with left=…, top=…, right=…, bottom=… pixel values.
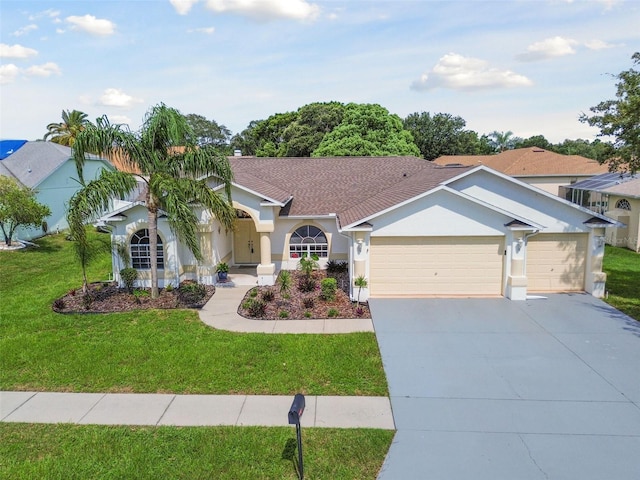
left=370, top=236, right=504, bottom=297
left=527, top=233, right=587, bottom=292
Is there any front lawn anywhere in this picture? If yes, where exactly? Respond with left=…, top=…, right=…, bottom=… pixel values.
left=602, top=245, right=640, bottom=321
left=0, top=424, right=394, bottom=479
left=0, top=232, right=387, bottom=396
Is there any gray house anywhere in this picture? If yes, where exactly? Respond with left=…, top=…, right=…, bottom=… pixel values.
left=0, top=141, right=114, bottom=241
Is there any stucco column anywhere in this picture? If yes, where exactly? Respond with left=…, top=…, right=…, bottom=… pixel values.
left=586, top=229, right=607, bottom=298
left=256, top=231, right=276, bottom=286
left=506, top=233, right=527, bottom=301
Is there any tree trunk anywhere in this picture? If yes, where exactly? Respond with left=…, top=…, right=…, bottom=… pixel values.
left=148, top=202, right=160, bottom=299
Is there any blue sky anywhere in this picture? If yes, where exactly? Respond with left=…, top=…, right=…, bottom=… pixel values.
left=1, top=0, right=638, bottom=143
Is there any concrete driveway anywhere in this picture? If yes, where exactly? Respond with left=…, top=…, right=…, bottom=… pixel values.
left=370, top=294, right=640, bottom=480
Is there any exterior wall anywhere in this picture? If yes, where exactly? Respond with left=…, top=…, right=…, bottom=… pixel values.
left=14, top=159, right=112, bottom=241
left=516, top=175, right=586, bottom=196
left=605, top=195, right=640, bottom=252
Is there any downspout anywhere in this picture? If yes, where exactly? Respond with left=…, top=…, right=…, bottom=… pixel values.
left=522, top=229, right=540, bottom=276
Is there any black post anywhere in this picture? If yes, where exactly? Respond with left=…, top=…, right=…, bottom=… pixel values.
left=288, top=393, right=305, bottom=480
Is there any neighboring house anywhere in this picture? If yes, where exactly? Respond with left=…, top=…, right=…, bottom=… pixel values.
left=564, top=172, right=640, bottom=252
left=101, top=155, right=618, bottom=302
left=0, top=141, right=114, bottom=241
left=433, top=147, right=609, bottom=195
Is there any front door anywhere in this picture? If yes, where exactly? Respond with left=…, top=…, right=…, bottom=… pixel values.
left=234, top=219, right=261, bottom=264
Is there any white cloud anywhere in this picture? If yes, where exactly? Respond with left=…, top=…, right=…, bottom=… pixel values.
left=411, top=53, right=533, bottom=91
left=108, top=115, right=133, bottom=126
left=13, top=24, right=38, bottom=37
left=0, top=43, right=38, bottom=59
left=29, top=9, right=60, bottom=21
left=100, top=88, right=143, bottom=108
left=517, top=36, right=578, bottom=62
left=66, top=15, right=116, bottom=36
left=25, top=62, right=61, bottom=78
left=584, top=39, right=622, bottom=50
left=0, top=64, right=20, bottom=84
left=205, top=0, right=320, bottom=21
left=170, top=0, right=200, bottom=15
left=188, top=26, right=215, bottom=34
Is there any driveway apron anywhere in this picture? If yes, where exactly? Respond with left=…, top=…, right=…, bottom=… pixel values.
left=370, top=294, right=640, bottom=480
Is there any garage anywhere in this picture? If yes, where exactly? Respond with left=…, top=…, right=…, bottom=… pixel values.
left=369, top=236, right=504, bottom=297
left=527, top=233, right=588, bottom=292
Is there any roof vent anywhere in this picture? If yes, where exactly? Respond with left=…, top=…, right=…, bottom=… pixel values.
left=532, top=148, right=545, bottom=152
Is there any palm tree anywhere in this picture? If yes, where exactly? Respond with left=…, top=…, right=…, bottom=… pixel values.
left=488, top=130, right=515, bottom=152
left=70, top=103, right=236, bottom=298
left=44, top=109, right=91, bottom=146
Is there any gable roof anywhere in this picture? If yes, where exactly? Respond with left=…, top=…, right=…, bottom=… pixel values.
left=228, top=156, right=472, bottom=226
left=433, top=147, right=609, bottom=177
left=0, top=141, right=108, bottom=188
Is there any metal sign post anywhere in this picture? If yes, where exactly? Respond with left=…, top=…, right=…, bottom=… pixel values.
left=288, top=393, right=306, bottom=480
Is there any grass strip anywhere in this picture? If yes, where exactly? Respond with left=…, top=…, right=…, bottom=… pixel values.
left=602, top=245, right=640, bottom=322
left=0, top=423, right=394, bottom=479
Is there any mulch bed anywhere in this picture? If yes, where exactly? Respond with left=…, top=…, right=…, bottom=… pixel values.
left=238, top=271, right=370, bottom=320
left=52, top=282, right=216, bottom=314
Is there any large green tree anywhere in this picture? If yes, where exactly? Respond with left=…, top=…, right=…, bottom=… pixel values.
left=580, top=52, right=640, bottom=173
left=312, top=103, right=420, bottom=157
left=43, top=109, right=91, bottom=146
left=0, top=176, right=51, bottom=246
left=184, top=114, right=231, bottom=151
left=403, top=112, right=489, bottom=160
left=283, top=101, right=345, bottom=156
left=71, top=104, right=236, bottom=298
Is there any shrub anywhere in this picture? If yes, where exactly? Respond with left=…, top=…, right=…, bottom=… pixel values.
left=246, top=299, right=266, bottom=318
left=326, top=260, right=348, bottom=274
left=262, top=289, right=275, bottom=302
left=327, top=308, right=339, bottom=318
left=302, top=297, right=315, bottom=309
left=164, top=283, right=174, bottom=292
left=178, top=281, right=206, bottom=305
left=120, top=268, right=138, bottom=293
left=133, top=289, right=150, bottom=299
left=320, top=277, right=337, bottom=301
left=304, top=311, right=312, bottom=318
left=250, top=289, right=258, bottom=298
left=297, top=276, right=317, bottom=293
left=279, top=310, right=289, bottom=318
left=82, top=293, right=93, bottom=310
left=298, top=253, right=319, bottom=277
left=356, top=306, right=365, bottom=317
left=278, top=270, right=292, bottom=296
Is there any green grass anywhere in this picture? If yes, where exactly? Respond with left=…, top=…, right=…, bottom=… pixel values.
left=0, top=232, right=388, bottom=395
left=602, top=245, right=640, bottom=321
left=0, top=423, right=394, bottom=479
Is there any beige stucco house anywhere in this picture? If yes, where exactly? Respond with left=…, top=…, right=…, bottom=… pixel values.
left=434, top=147, right=609, bottom=195
left=100, top=156, right=618, bottom=302
left=565, top=172, right=640, bottom=252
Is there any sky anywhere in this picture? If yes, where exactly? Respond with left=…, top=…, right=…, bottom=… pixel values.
left=1, top=0, right=638, bottom=144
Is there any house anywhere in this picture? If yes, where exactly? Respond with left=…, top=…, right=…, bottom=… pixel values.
left=0, top=141, right=115, bottom=241
left=433, top=147, right=609, bottom=196
left=101, top=155, right=618, bottom=302
left=564, top=172, right=640, bottom=252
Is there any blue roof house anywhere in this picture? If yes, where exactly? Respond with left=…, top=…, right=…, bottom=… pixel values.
left=0, top=141, right=114, bottom=241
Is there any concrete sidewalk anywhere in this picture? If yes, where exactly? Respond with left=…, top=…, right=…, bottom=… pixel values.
left=199, top=281, right=374, bottom=334
left=0, top=391, right=394, bottom=429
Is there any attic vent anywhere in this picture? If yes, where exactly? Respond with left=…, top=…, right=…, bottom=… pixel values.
left=533, top=148, right=545, bottom=152
left=445, top=163, right=464, bottom=167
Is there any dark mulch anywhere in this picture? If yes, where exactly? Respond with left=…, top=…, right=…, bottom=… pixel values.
left=52, top=282, right=216, bottom=314
left=239, top=271, right=370, bottom=320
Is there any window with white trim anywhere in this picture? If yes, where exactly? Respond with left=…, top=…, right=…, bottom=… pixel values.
left=289, top=225, right=328, bottom=258
left=615, top=199, right=631, bottom=210
left=130, top=229, right=164, bottom=269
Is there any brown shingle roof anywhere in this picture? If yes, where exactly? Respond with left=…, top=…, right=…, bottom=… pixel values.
left=228, top=156, right=471, bottom=227
left=433, top=147, right=609, bottom=176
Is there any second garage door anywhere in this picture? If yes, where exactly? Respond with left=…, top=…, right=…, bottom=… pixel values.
left=527, top=233, right=587, bottom=292
left=369, top=236, right=504, bottom=297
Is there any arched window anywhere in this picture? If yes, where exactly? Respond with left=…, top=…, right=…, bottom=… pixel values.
left=130, top=229, right=164, bottom=269
left=289, top=225, right=328, bottom=258
left=615, top=199, right=631, bottom=210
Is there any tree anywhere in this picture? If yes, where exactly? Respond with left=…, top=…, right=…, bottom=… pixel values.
left=514, top=135, right=554, bottom=150
left=230, top=120, right=262, bottom=156
left=254, top=111, right=298, bottom=156
left=184, top=114, right=232, bottom=152
left=488, top=130, right=518, bottom=152
left=0, top=176, right=51, bottom=246
left=403, top=112, right=487, bottom=160
left=43, top=109, right=91, bottom=146
left=580, top=52, right=640, bottom=173
left=283, top=102, right=345, bottom=156
left=553, top=138, right=613, bottom=161
left=71, top=104, right=236, bottom=298
left=312, top=103, right=420, bottom=157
